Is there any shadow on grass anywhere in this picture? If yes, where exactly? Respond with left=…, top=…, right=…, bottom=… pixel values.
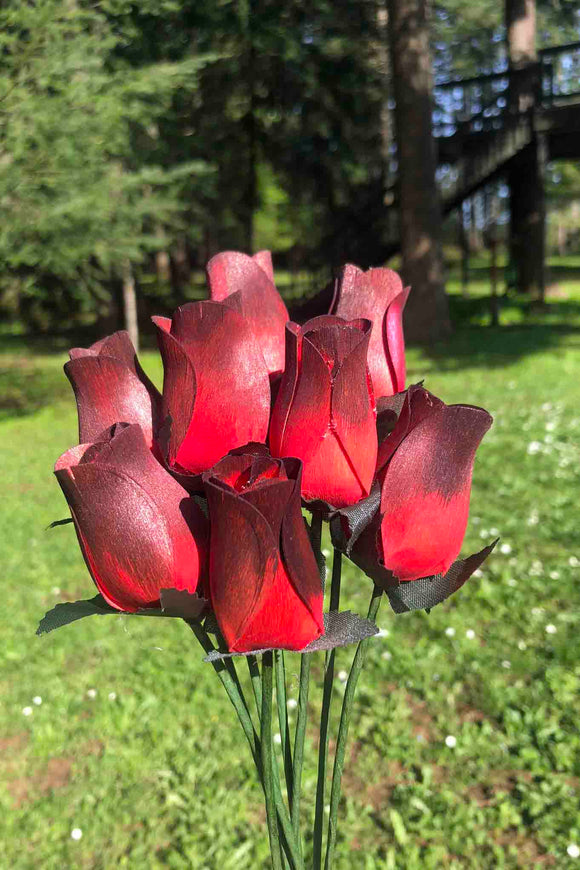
left=416, top=322, right=580, bottom=376
left=414, top=290, right=580, bottom=373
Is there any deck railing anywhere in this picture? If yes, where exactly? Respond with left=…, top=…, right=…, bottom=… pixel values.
left=432, top=40, right=580, bottom=138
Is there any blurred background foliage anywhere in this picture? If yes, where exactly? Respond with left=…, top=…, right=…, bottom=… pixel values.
left=2, top=0, right=578, bottom=335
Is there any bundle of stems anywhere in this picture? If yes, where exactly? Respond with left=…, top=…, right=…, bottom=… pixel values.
left=190, top=512, right=383, bottom=869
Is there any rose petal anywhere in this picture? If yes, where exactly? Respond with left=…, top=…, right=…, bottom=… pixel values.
left=207, top=251, right=288, bottom=375
left=154, top=301, right=270, bottom=474
left=332, top=266, right=409, bottom=397
left=379, top=404, right=493, bottom=581
left=65, top=332, right=161, bottom=448
left=55, top=425, right=207, bottom=611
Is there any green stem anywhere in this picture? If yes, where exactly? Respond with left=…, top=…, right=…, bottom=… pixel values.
left=323, top=585, right=383, bottom=870
left=189, top=623, right=303, bottom=870
left=312, top=548, right=342, bottom=869
left=286, top=511, right=322, bottom=858
left=291, top=651, right=311, bottom=845
left=308, top=511, right=324, bottom=566
left=189, top=622, right=258, bottom=764
left=247, top=654, right=263, bottom=717
left=262, top=651, right=283, bottom=870
left=275, top=650, right=294, bottom=807
left=329, top=551, right=341, bottom=611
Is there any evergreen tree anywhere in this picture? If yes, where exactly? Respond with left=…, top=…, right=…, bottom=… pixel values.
left=0, top=0, right=211, bottom=332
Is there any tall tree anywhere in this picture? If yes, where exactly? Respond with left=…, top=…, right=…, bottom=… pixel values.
left=388, top=0, right=451, bottom=341
left=0, top=0, right=210, bottom=333
left=505, top=0, right=545, bottom=296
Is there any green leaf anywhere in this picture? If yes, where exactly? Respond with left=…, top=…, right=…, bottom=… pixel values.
left=37, top=589, right=208, bottom=635
left=36, top=594, right=118, bottom=635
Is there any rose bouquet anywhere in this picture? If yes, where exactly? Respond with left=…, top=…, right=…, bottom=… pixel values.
left=39, top=251, right=496, bottom=869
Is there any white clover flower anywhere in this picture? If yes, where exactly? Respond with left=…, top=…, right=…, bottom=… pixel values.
left=500, top=543, right=512, bottom=555
left=545, top=421, right=556, bottom=432
left=549, top=571, right=560, bottom=580
left=531, top=606, right=545, bottom=617
left=518, top=641, right=527, bottom=651
left=381, top=651, right=392, bottom=661
left=71, top=828, right=83, bottom=841
left=479, top=529, right=489, bottom=538
left=489, top=527, right=499, bottom=537
left=287, top=698, right=298, bottom=711
left=501, top=660, right=511, bottom=669
left=527, top=441, right=542, bottom=455
left=527, top=511, right=539, bottom=526
left=337, top=670, right=348, bottom=683
left=86, top=689, right=97, bottom=699
left=507, top=578, right=518, bottom=587
left=445, top=735, right=457, bottom=748
left=32, top=696, right=42, bottom=706
left=108, top=692, right=117, bottom=701
left=445, top=627, right=456, bottom=637
left=567, top=844, right=580, bottom=858
left=465, top=629, right=476, bottom=640
left=545, top=624, right=557, bottom=635
left=22, top=706, right=33, bottom=717
left=51, top=586, right=61, bottom=595
left=569, top=556, right=579, bottom=568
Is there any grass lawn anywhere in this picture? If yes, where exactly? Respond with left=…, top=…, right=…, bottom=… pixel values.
left=1, top=277, right=580, bottom=869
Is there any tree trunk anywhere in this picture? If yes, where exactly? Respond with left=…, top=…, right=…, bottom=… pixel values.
left=122, top=261, right=139, bottom=352
left=388, top=0, right=450, bottom=342
left=171, top=237, right=191, bottom=303
left=505, top=0, right=537, bottom=111
left=458, top=204, right=469, bottom=297
left=508, top=137, right=546, bottom=297
left=376, top=2, right=393, bottom=181
left=505, top=0, right=544, bottom=295
left=468, top=196, right=483, bottom=253
left=155, top=226, right=171, bottom=285
left=557, top=221, right=567, bottom=258
left=242, top=0, right=256, bottom=254
left=488, top=188, right=500, bottom=326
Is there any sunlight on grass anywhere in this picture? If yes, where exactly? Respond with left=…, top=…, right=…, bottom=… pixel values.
left=1, top=280, right=579, bottom=868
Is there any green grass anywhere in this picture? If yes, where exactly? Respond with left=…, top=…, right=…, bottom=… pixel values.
left=1, top=278, right=580, bottom=869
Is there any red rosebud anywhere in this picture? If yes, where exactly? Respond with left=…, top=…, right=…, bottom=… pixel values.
left=367, top=386, right=492, bottom=582
left=153, top=298, right=271, bottom=476
left=331, top=265, right=410, bottom=398
left=206, top=250, right=289, bottom=376
left=65, top=331, right=161, bottom=449
left=269, top=315, right=378, bottom=509
left=55, top=424, right=207, bottom=612
left=202, top=450, right=324, bottom=653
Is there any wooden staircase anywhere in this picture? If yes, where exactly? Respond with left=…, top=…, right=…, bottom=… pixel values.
left=381, top=41, right=580, bottom=256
